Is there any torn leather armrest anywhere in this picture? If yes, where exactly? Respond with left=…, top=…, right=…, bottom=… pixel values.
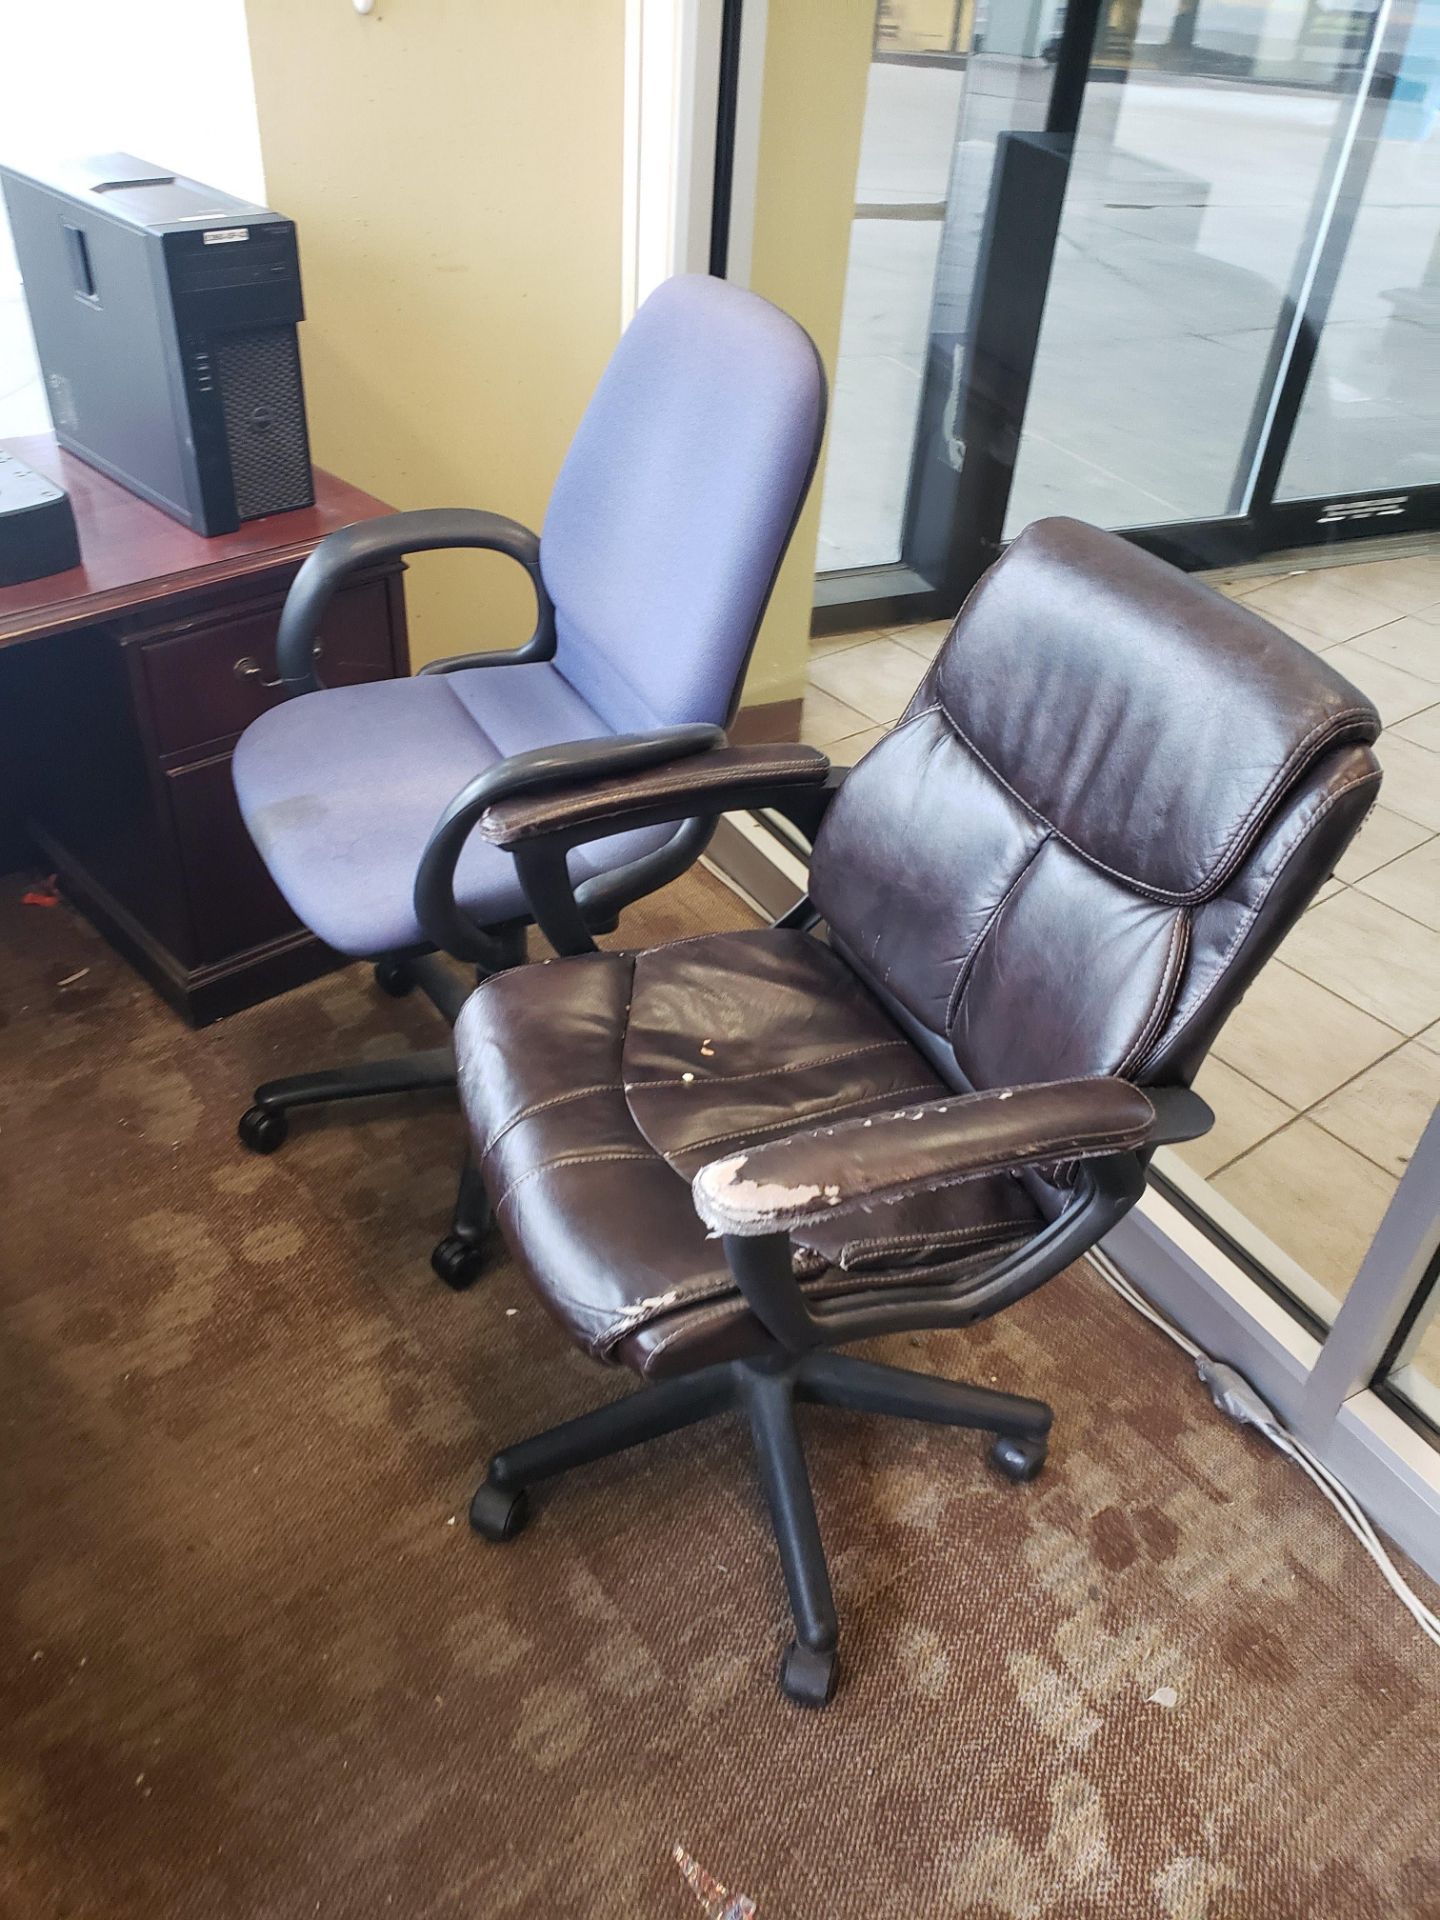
left=412, top=723, right=727, bottom=963
left=691, top=1077, right=1213, bottom=1238
left=275, top=507, right=554, bottom=694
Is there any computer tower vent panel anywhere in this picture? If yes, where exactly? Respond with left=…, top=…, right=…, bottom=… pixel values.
left=213, top=327, right=313, bottom=521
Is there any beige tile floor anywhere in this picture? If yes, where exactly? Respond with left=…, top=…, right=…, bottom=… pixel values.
left=802, top=540, right=1440, bottom=1391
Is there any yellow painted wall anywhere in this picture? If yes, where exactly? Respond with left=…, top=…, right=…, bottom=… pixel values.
left=244, top=0, right=874, bottom=712
left=744, top=0, right=875, bottom=709
left=243, top=0, right=626, bottom=668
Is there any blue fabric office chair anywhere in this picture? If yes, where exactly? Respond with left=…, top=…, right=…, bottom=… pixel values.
left=231, top=274, right=827, bottom=1285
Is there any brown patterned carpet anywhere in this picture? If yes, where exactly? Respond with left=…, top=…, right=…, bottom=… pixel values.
left=2, top=869, right=1438, bottom=1920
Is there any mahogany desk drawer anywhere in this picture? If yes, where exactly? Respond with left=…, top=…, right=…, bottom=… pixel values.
left=138, top=575, right=396, bottom=757
left=166, top=750, right=301, bottom=964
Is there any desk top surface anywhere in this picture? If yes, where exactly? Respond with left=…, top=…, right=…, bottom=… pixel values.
left=0, top=434, right=396, bottom=648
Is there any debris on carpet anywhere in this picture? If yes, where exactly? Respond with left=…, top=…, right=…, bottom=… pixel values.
left=673, top=1843, right=758, bottom=1918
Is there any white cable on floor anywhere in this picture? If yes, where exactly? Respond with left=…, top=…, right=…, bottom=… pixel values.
left=1088, top=1249, right=1440, bottom=1650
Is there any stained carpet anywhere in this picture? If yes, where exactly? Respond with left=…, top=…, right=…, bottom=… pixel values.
left=1, top=871, right=1437, bottom=1919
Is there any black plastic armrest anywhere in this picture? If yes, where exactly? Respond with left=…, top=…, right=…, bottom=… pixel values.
left=691, top=1078, right=1212, bottom=1238
left=415, top=732, right=831, bottom=963
left=490, top=739, right=831, bottom=958
left=475, top=740, right=832, bottom=849
left=412, top=724, right=724, bottom=964
left=276, top=507, right=553, bottom=694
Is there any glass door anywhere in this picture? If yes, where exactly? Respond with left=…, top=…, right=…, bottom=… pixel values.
left=1272, top=11, right=1440, bottom=519
left=815, top=0, right=1440, bottom=629
left=714, top=0, right=1440, bottom=1574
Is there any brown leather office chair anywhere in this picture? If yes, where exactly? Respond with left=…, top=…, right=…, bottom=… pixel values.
left=447, top=517, right=1382, bottom=1707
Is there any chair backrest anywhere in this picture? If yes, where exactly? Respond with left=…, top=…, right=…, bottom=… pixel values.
left=809, top=517, right=1382, bottom=1097
left=540, top=275, right=826, bottom=735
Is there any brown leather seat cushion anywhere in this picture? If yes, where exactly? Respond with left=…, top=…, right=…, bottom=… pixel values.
left=455, top=929, right=1040, bottom=1378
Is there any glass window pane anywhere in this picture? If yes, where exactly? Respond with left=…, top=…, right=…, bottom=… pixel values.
left=1385, top=1261, right=1440, bottom=1429
left=819, top=29, right=965, bottom=571
left=1276, top=19, right=1440, bottom=501
left=1007, top=8, right=1364, bottom=536
left=1155, top=757, right=1440, bottom=1351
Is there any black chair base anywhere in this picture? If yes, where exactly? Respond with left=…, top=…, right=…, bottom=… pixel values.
left=430, top=1158, right=494, bottom=1290
left=240, top=1042, right=458, bottom=1151
left=469, top=1348, right=1053, bottom=1708
left=373, top=957, right=419, bottom=998
left=236, top=947, right=517, bottom=1280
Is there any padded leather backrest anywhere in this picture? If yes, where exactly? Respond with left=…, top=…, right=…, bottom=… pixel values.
left=809, top=518, right=1382, bottom=1095
left=541, top=275, right=825, bottom=736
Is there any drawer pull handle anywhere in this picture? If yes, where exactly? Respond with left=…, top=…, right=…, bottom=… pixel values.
left=233, top=655, right=284, bottom=689
left=234, top=643, right=323, bottom=690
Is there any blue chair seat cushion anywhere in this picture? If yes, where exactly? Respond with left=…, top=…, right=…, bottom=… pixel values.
left=232, top=661, right=674, bottom=958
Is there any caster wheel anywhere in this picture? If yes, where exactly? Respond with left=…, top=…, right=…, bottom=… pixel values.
left=469, top=1478, right=529, bottom=1542
left=373, top=958, right=415, bottom=998
left=780, top=1640, right=838, bottom=1709
left=990, top=1434, right=1047, bottom=1483
left=238, top=1105, right=288, bottom=1155
left=431, top=1234, right=487, bottom=1291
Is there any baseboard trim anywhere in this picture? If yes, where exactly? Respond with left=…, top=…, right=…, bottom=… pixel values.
left=731, top=697, right=801, bottom=745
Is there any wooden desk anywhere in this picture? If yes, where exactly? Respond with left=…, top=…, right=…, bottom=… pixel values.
left=0, top=434, right=408, bottom=1023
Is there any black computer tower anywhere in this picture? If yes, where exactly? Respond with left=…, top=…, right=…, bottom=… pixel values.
left=1, top=153, right=314, bottom=535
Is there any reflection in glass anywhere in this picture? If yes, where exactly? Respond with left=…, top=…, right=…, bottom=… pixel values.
left=1385, top=1254, right=1440, bottom=1427
left=1006, top=1, right=1366, bottom=535
left=1277, top=18, right=1440, bottom=502
left=818, top=26, right=965, bottom=571
left=819, top=4, right=1440, bottom=575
